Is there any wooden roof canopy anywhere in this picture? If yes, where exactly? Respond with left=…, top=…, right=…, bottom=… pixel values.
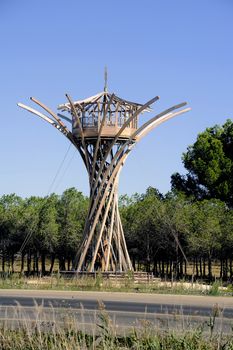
left=58, top=91, right=151, bottom=140
left=17, top=68, right=191, bottom=155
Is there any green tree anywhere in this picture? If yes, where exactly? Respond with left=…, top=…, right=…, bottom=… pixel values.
left=37, top=194, right=59, bottom=275
left=121, top=188, right=172, bottom=274
left=19, top=196, right=44, bottom=274
left=0, top=194, right=24, bottom=272
left=171, top=119, right=233, bottom=206
left=57, top=188, right=88, bottom=270
left=162, top=193, right=191, bottom=278
left=187, top=199, right=225, bottom=280
left=218, top=207, right=233, bottom=279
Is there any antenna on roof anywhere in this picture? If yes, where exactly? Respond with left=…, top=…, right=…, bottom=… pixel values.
left=104, top=66, right=108, bottom=92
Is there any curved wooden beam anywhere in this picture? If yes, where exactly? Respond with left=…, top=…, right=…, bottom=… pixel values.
left=18, top=103, right=58, bottom=127
left=17, top=102, right=78, bottom=149
left=66, top=94, right=90, bottom=175
left=30, top=97, right=68, bottom=131
left=88, top=182, right=116, bottom=272
left=137, top=107, right=191, bottom=141
left=117, top=205, right=133, bottom=270
left=104, top=198, right=116, bottom=271
left=114, top=169, right=133, bottom=270
left=113, top=95, right=160, bottom=143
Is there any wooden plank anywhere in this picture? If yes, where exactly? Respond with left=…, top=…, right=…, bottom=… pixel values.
left=117, top=204, right=133, bottom=270
left=18, top=103, right=58, bottom=126
left=18, top=102, right=78, bottom=150
left=137, top=108, right=191, bottom=141
left=88, top=186, right=115, bottom=272
left=104, top=198, right=116, bottom=271
left=30, top=97, right=68, bottom=131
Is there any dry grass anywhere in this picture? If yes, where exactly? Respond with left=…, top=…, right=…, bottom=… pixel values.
left=0, top=273, right=232, bottom=297
left=0, top=302, right=233, bottom=349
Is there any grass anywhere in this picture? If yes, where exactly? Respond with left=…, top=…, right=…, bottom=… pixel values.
left=0, top=302, right=233, bottom=349
left=0, top=273, right=232, bottom=297
left=3, top=327, right=233, bottom=350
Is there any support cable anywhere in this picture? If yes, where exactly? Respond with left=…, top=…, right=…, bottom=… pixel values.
left=46, top=143, right=72, bottom=195
left=53, top=148, right=76, bottom=193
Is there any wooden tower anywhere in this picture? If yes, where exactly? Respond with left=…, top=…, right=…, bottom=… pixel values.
left=18, top=79, right=190, bottom=272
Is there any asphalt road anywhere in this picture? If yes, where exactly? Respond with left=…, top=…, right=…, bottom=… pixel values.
left=0, top=290, right=233, bottom=333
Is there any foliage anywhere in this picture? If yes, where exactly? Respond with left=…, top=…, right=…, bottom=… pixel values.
left=56, top=188, right=88, bottom=270
left=0, top=121, right=233, bottom=279
left=0, top=188, right=88, bottom=274
left=171, top=119, right=233, bottom=206
left=0, top=185, right=231, bottom=280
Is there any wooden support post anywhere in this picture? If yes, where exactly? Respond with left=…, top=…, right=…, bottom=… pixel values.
left=105, top=198, right=116, bottom=271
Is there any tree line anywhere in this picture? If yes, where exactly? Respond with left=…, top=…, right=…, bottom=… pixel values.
left=0, top=189, right=88, bottom=275
left=0, top=119, right=232, bottom=280
left=121, top=188, right=233, bottom=281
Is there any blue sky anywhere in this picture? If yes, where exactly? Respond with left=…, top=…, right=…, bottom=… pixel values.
left=1, top=0, right=232, bottom=198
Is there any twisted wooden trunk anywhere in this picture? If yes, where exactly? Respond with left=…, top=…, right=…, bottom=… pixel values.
left=18, top=86, right=190, bottom=272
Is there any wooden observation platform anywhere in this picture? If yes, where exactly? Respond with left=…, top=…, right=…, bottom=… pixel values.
left=58, top=91, right=143, bottom=140
left=18, top=77, right=190, bottom=273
